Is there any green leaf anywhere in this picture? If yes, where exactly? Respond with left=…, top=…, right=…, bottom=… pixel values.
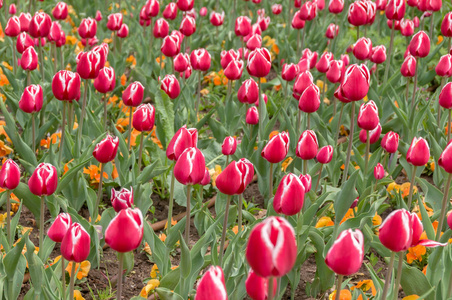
left=13, top=182, right=41, bottom=219
left=55, top=156, right=92, bottom=194
left=334, top=170, right=359, bottom=228
left=4, top=233, right=27, bottom=300
left=179, top=233, right=191, bottom=279
left=156, top=288, right=184, bottom=300
left=400, top=263, right=434, bottom=300
left=154, top=90, right=175, bottom=149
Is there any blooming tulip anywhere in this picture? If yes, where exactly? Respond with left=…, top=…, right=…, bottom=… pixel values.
left=246, top=107, right=259, bottom=125
left=370, top=45, right=387, bottom=64
left=161, top=74, right=181, bottom=99
left=298, top=83, right=320, bottom=113
left=436, top=55, right=452, bottom=77
left=123, top=81, right=144, bottom=107
left=282, top=63, right=299, bottom=81
left=357, top=100, right=379, bottom=130
left=222, top=136, right=237, bottom=156
left=406, top=137, right=430, bottom=166
left=195, top=266, right=227, bottom=300
left=261, top=132, right=290, bottom=163
left=166, top=125, right=198, bottom=161
left=326, top=60, right=345, bottom=83
left=190, top=49, right=211, bottom=71
left=19, top=13, right=32, bottom=32
left=180, top=15, right=196, bottom=36
left=76, top=51, right=102, bottom=79
left=216, top=159, right=254, bottom=195
left=61, top=223, right=91, bottom=262
left=20, top=46, right=38, bottom=71
left=440, top=82, right=452, bottom=109
left=174, top=147, right=206, bottom=185
left=238, top=78, right=259, bottom=104
left=292, top=11, right=306, bottom=29
left=210, top=11, right=225, bottom=26
left=153, top=18, right=169, bottom=39
left=340, top=64, right=370, bottom=101
left=0, top=159, right=20, bottom=190
left=107, top=13, right=123, bottom=31
left=52, top=70, right=81, bottom=101
left=293, top=71, right=314, bottom=99
left=400, top=54, right=416, bottom=77
left=325, top=23, right=339, bottom=39
left=329, top=0, right=345, bottom=13
left=93, top=135, right=119, bottom=163
left=110, top=187, right=134, bottom=213
left=381, top=131, right=399, bottom=153
left=358, top=123, right=382, bottom=144
left=400, top=19, right=414, bottom=36
left=163, top=3, right=178, bottom=20
left=29, top=163, right=58, bottom=196
left=29, top=12, right=51, bottom=38
left=105, top=208, right=144, bottom=252
left=117, top=24, right=129, bottom=38
left=177, top=0, right=194, bottom=11
left=78, top=18, right=97, bottom=39
left=19, top=84, right=43, bottom=113
left=348, top=1, right=368, bottom=26
left=174, top=53, right=190, bottom=72
left=48, top=22, right=62, bottom=44
left=325, top=229, right=364, bottom=275
left=296, top=130, right=319, bottom=160
left=94, top=67, right=116, bottom=94
left=5, top=16, right=20, bottom=37
left=442, top=13, right=452, bottom=37
left=317, top=145, right=334, bottom=164
left=53, top=2, right=68, bottom=20
left=374, top=163, right=385, bottom=179
left=246, top=34, right=262, bottom=51
left=247, top=48, right=271, bottom=78
left=272, top=4, right=283, bottom=14
left=273, top=173, right=305, bottom=216
left=235, top=16, right=252, bottom=37
left=224, top=60, right=244, bottom=80
left=316, top=52, right=334, bottom=73
left=47, top=213, right=72, bottom=243
left=133, top=104, right=155, bottom=132
left=385, top=0, right=405, bottom=20
left=246, top=269, right=277, bottom=300
left=16, top=32, right=34, bottom=54
left=409, top=31, right=430, bottom=58
left=220, top=49, right=240, bottom=69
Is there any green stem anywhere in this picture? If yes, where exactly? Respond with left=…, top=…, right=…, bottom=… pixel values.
left=269, top=163, right=274, bottom=196
left=127, top=106, right=133, bottom=151
left=364, top=130, right=370, bottom=176
left=32, top=113, right=36, bottom=154
left=321, top=73, right=327, bottom=105
left=39, top=196, right=45, bottom=252
left=381, top=251, right=396, bottom=300
left=185, top=185, right=192, bottom=246
left=268, top=276, right=275, bottom=300
left=69, top=261, right=76, bottom=300
left=411, top=60, right=419, bottom=111
left=58, top=101, right=67, bottom=165
left=429, top=13, right=434, bottom=41
left=315, top=164, right=324, bottom=193
left=448, top=109, right=451, bottom=143
left=219, top=194, right=231, bottom=266
left=195, top=71, right=202, bottom=123
left=12, top=38, right=16, bottom=76
left=342, top=102, right=355, bottom=184
left=258, top=78, right=263, bottom=140
left=437, top=78, right=445, bottom=125
left=38, top=45, right=45, bottom=80
left=77, top=79, right=89, bottom=149
left=436, top=173, right=452, bottom=241
left=93, top=162, right=105, bottom=225
left=138, top=132, right=145, bottom=171
left=117, top=252, right=124, bottom=300
left=335, top=275, right=344, bottom=300
left=167, top=168, right=176, bottom=235
left=393, top=252, right=404, bottom=300
left=103, top=95, right=108, bottom=130
left=407, top=166, right=418, bottom=208
left=335, top=102, right=345, bottom=145
left=307, top=113, right=311, bottom=130
left=383, top=25, right=395, bottom=86
left=238, top=194, right=243, bottom=234
left=6, top=190, right=11, bottom=246
left=61, top=257, right=66, bottom=300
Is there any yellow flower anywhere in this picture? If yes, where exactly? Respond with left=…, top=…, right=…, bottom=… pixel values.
left=74, top=290, right=85, bottom=300
left=403, top=296, right=419, bottom=300
left=143, top=242, right=152, bottom=255
left=200, top=89, right=209, bottom=96
left=0, top=212, right=14, bottom=228
left=315, top=216, right=334, bottom=228
left=209, top=165, right=222, bottom=187
left=64, top=259, right=91, bottom=280
left=140, top=279, right=160, bottom=297
left=0, top=140, right=13, bottom=157
left=400, top=182, right=417, bottom=198
left=316, top=80, right=326, bottom=91
left=372, top=214, right=382, bottom=226
left=150, top=264, right=159, bottom=278
left=351, top=280, right=377, bottom=296
left=2, top=62, right=13, bottom=71
left=281, top=157, right=293, bottom=172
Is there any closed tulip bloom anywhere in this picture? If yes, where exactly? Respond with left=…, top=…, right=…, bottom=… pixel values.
left=52, top=70, right=81, bottom=101
left=105, top=208, right=143, bottom=253
left=56, top=30, right=66, bottom=47
left=296, top=130, right=319, bottom=160
left=325, top=23, right=339, bottom=39
left=0, top=159, right=20, bottom=190
left=261, top=132, right=290, bottom=164
left=53, top=2, right=68, bottom=20
left=325, top=229, right=364, bottom=275
left=235, top=16, right=252, bottom=37
left=438, top=141, right=452, bottom=173
left=407, top=0, right=418, bottom=6
left=282, top=63, right=300, bottom=81
left=407, top=137, right=430, bottom=166
left=357, top=100, right=379, bottom=130
left=436, top=54, right=452, bottom=77
left=299, top=174, right=312, bottom=192
left=224, top=59, right=244, bottom=80
left=76, top=51, right=102, bottom=79
left=272, top=4, right=283, bottom=14
left=301, top=48, right=318, bottom=69
left=216, top=159, right=255, bottom=195
left=107, top=13, right=123, bottom=31
left=94, top=10, right=102, bottom=21
left=174, top=147, right=206, bottom=185
left=210, top=11, right=225, bottom=26
left=29, top=163, right=58, bottom=196
left=200, top=169, right=211, bottom=186
left=161, top=34, right=181, bottom=57
left=370, top=45, right=386, bottom=64
left=292, top=11, right=306, bottom=29
left=174, top=53, right=190, bottom=72
left=376, top=0, right=387, bottom=9
left=298, top=83, right=320, bottom=113
left=222, top=136, right=237, bottom=156
left=94, top=67, right=116, bottom=94
left=177, top=0, right=194, bottom=11
left=273, top=173, right=305, bottom=216
left=16, top=32, right=34, bottom=54
left=93, top=135, right=119, bottom=163
left=166, top=125, right=198, bottom=161
left=329, top=0, right=344, bottom=13
left=316, top=52, right=334, bottom=73
left=111, top=187, right=134, bottom=212
left=29, top=12, right=51, bottom=38
left=123, top=81, right=144, bottom=107
left=61, top=223, right=91, bottom=262
left=353, top=37, right=372, bottom=60
left=246, top=269, right=277, bottom=300
left=153, top=18, right=169, bottom=39
left=195, top=266, right=227, bottom=300
left=19, top=84, right=43, bottom=113
left=20, top=46, right=38, bottom=71
left=385, top=0, right=405, bottom=20
left=246, top=106, right=259, bottom=125
left=374, top=163, right=385, bottom=179
left=401, top=54, right=417, bottom=77
left=440, top=82, right=452, bottom=109
left=257, top=15, right=270, bottom=31
left=163, top=3, right=178, bottom=20
left=339, top=64, right=370, bottom=101
left=48, top=22, right=62, bottom=43
left=409, top=31, right=430, bottom=58
left=161, top=74, right=181, bottom=99
left=293, top=71, right=314, bottom=99
left=359, top=123, right=382, bottom=144
left=400, top=19, right=414, bottom=36
left=7, top=3, right=14, bottom=14
left=379, top=209, right=413, bottom=251
left=78, top=18, right=97, bottom=39
left=238, top=78, right=259, bottom=104
left=92, top=43, right=109, bottom=67
left=117, top=24, right=129, bottom=38
left=190, top=49, right=211, bottom=71
left=299, top=1, right=317, bottom=21
left=246, top=34, right=262, bottom=51
left=317, top=145, right=334, bottom=164
left=5, top=16, right=21, bottom=37
left=19, top=13, right=32, bottom=32
left=47, top=213, right=72, bottom=243
left=442, top=13, right=452, bottom=37
left=418, top=0, right=441, bottom=11
left=133, top=103, right=155, bottom=132
left=221, top=49, right=240, bottom=69
left=246, top=216, right=297, bottom=277
left=326, top=60, right=345, bottom=83
left=144, top=0, right=160, bottom=17
left=348, top=1, right=368, bottom=26
left=179, top=16, right=196, bottom=37
left=381, top=131, right=399, bottom=153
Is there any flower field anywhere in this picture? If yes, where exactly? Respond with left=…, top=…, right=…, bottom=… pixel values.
left=2, top=0, right=452, bottom=299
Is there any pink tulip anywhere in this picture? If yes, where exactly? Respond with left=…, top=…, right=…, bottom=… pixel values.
left=61, top=223, right=91, bottom=262
left=273, top=173, right=305, bottom=216
left=325, top=229, right=364, bottom=275
left=105, top=208, right=144, bottom=252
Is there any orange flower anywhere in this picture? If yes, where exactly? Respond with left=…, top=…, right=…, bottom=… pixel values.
left=438, top=35, right=444, bottom=45
left=315, top=216, right=334, bottom=228
left=281, top=157, right=293, bottom=172
left=83, top=165, right=108, bottom=183
left=269, top=130, right=279, bottom=139
left=329, top=289, right=352, bottom=300
left=150, top=127, right=163, bottom=149
left=127, top=129, right=141, bottom=147
left=0, top=140, right=13, bottom=157
left=406, top=244, right=426, bottom=264
left=120, top=74, right=127, bottom=86
left=340, top=209, right=355, bottom=224
left=63, top=159, right=74, bottom=175
left=351, top=280, right=377, bottom=296
left=126, top=55, right=137, bottom=67
left=111, top=164, right=118, bottom=179
left=108, top=95, right=119, bottom=105
left=65, top=35, right=78, bottom=45
left=40, top=132, right=61, bottom=149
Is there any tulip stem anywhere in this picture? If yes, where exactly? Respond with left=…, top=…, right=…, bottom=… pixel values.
left=342, top=102, right=355, bottom=185
left=39, top=196, right=45, bottom=252
left=32, top=113, right=36, bottom=153
left=258, top=78, right=263, bottom=140
left=356, top=26, right=360, bottom=40
left=268, top=276, right=275, bottom=300
left=321, top=74, right=327, bottom=105
left=167, top=168, right=176, bottom=235
left=11, top=38, right=16, bottom=76
left=68, top=102, right=74, bottom=133
left=381, top=251, right=396, bottom=300
left=436, top=172, right=452, bottom=241
left=117, top=252, right=124, bottom=300
left=335, top=275, right=344, bottom=300
left=61, top=257, right=66, bottom=300
left=138, top=132, right=145, bottom=171
left=405, top=78, right=410, bottom=103
left=364, top=130, right=370, bottom=176
left=411, top=60, right=419, bottom=111
left=195, top=71, right=202, bottom=123
left=103, top=95, right=108, bottom=130
left=393, top=252, right=404, bottom=300
left=307, top=113, right=311, bottom=130
left=68, top=261, right=76, bottom=300
left=448, top=267, right=452, bottom=299
left=185, top=185, right=192, bottom=246
left=335, top=102, right=345, bottom=145
left=219, top=194, right=231, bottom=266
left=429, top=14, right=434, bottom=41
left=437, top=78, right=445, bottom=125
left=301, top=27, right=305, bottom=53
left=297, top=110, right=302, bottom=135
left=53, top=44, right=57, bottom=74
left=332, top=15, right=338, bottom=55
left=448, top=109, right=451, bottom=143
left=77, top=79, right=89, bottom=151
left=38, top=45, right=45, bottom=80
left=93, top=162, right=105, bottom=225
left=269, top=163, right=273, bottom=196
left=383, top=25, right=395, bottom=86
left=315, top=164, right=324, bottom=194
left=58, top=101, right=67, bottom=165
left=225, top=155, right=229, bottom=171
left=237, top=194, right=243, bottom=235
left=127, top=106, right=133, bottom=151
left=407, top=166, right=418, bottom=209
left=6, top=190, right=11, bottom=246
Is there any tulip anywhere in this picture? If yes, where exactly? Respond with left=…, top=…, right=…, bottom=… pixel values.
left=94, top=67, right=116, bottom=94
left=107, top=13, right=123, bottom=31
left=144, top=0, right=160, bottom=17
left=221, top=49, right=240, bottom=69
left=370, top=45, right=386, bottom=64
left=281, top=63, right=299, bottom=82
left=161, top=74, right=181, bottom=99
left=358, top=123, right=381, bottom=144
left=122, top=82, right=144, bottom=146
left=177, top=0, right=194, bottom=11
left=442, top=13, right=452, bottom=37
left=340, top=64, right=370, bottom=101
left=386, top=0, right=405, bottom=20
left=117, top=24, right=129, bottom=38
left=273, top=173, right=305, bottom=216
left=326, top=228, right=364, bottom=276
left=52, top=70, right=81, bottom=101
left=5, top=16, right=20, bottom=37
left=61, top=223, right=91, bottom=263
left=400, top=54, right=416, bottom=77
left=210, top=11, right=225, bottom=26
left=246, top=34, right=262, bottom=51
left=374, top=163, right=385, bottom=180
left=190, top=49, right=211, bottom=71
left=78, top=18, right=97, bottom=39
left=200, top=169, right=211, bottom=186
left=272, top=4, right=282, bottom=14
left=29, top=12, right=51, bottom=38
left=19, top=84, right=43, bottom=114
left=407, top=137, right=430, bottom=167
left=76, top=51, right=102, bottom=79
left=292, top=11, right=306, bottom=29
left=19, top=13, right=31, bottom=33
left=298, top=83, right=320, bottom=114
left=400, top=19, right=414, bottom=37
left=348, top=1, right=368, bottom=27
left=293, top=70, right=314, bottom=100
left=48, top=22, right=62, bottom=45
left=381, top=131, right=399, bottom=155
left=92, top=43, right=109, bottom=67
left=316, top=52, right=334, bottom=73
left=166, top=125, right=198, bottom=161
left=20, top=46, right=38, bottom=71
left=436, top=55, right=452, bottom=77
left=16, top=32, right=34, bottom=54
left=195, top=266, right=227, bottom=300
left=325, top=23, right=339, bottom=39
left=326, top=60, right=345, bottom=83
left=299, top=1, right=317, bottom=21
left=329, top=0, right=345, bottom=13
left=180, top=15, right=196, bottom=37
left=317, top=145, right=334, bottom=164
left=246, top=269, right=278, bottom=300
left=163, top=3, right=178, bottom=20
left=301, top=49, right=318, bottom=69
left=224, top=60, right=243, bottom=81
left=0, top=159, right=20, bottom=245
left=296, top=130, right=319, bottom=172
left=48, top=213, right=72, bottom=243
left=357, top=100, right=379, bottom=131
left=440, top=82, right=452, bottom=109
left=153, top=18, right=169, bottom=39
left=132, top=104, right=155, bottom=133
left=53, top=2, right=68, bottom=20
left=409, top=31, right=430, bottom=58
left=235, top=16, right=252, bottom=37
left=174, top=53, right=190, bottom=72
left=246, top=106, right=259, bottom=125
left=246, top=217, right=297, bottom=278
left=238, top=78, right=259, bottom=104
left=222, top=136, right=237, bottom=156
left=261, top=132, right=290, bottom=164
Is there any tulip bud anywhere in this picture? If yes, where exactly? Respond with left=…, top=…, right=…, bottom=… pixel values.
left=166, top=125, right=198, bottom=161
left=222, top=136, right=237, bottom=156
left=247, top=48, right=272, bottom=78
left=340, top=64, right=370, bottom=101
left=442, top=13, right=452, bottom=37
left=409, top=31, right=430, bottom=58
left=440, top=82, right=452, bottom=109
left=180, top=15, right=196, bottom=37
left=329, top=0, right=345, bottom=13
left=238, top=78, right=259, bottom=104
left=111, top=187, right=134, bottom=212
left=195, top=266, right=227, bottom=300
left=298, top=83, right=320, bottom=113
left=105, top=208, right=143, bottom=252
left=132, top=104, right=155, bottom=132
left=93, top=135, right=119, bottom=163
left=221, top=49, right=240, bottom=69
left=224, top=59, right=244, bottom=80
left=47, top=213, right=72, bottom=243
left=174, top=147, right=206, bottom=185
left=20, top=46, right=38, bottom=71
left=29, top=163, right=58, bottom=196
left=359, top=123, right=382, bottom=144
left=436, top=54, right=452, bottom=77
left=273, top=173, right=305, bottom=216
left=448, top=211, right=452, bottom=230
left=210, top=11, right=225, bottom=26
left=282, top=63, right=300, bottom=81
left=246, top=34, right=262, bottom=51
left=53, top=2, right=68, bottom=20
left=374, top=163, right=385, bottom=179
left=8, top=3, right=15, bottom=14
left=200, top=169, right=211, bottom=186
left=76, top=51, right=102, bottom=79
left=246, top=271, right=277, bottom=300
left=292, top=11, right=306, bottom=29
left=123, top=81, right=144, bottom=107
left=174, top=53, right=190, bottom=73
left=438, top=140, right=452, bottom=173
left=0, top=159, right=20, bottom=190
left=381, top=131, right=399, bottom=153
left=261, top=132, right=290, bottom=163
left=5, top=16, right=21, bottom=37
left=385, top=0, right=405, bottom=20
left=144, top=0, right=160, bottom=17
left=160, top=74, right=181, bottom=99
left=293, top=71, right=314, bottom=99
left=52, top=70, right=81, bottom=101
left=326, top=60, right=345, bottom=83
left=216, top=159, right=254, bottom=195
left=353, top=37, right=372, bottom=61
left=299, top=1, right=317, bottom=20
left=19, top=84, right=43, bottom=114
left=246, top=106, right=259, bottom=125
left=29, top=12, right=51, bottom=38
left=272, top=4, right=283, bottom=14
left=400, top=54, right=417, bottom=77
left=316, top=52, right=334, bottom=73
left=296, top=130, right=319, bottom=160
left=348, top=1, right=368, bottom=26
left=317, top=145, right=334, bottom=164
left=246, top=217, right=297, bottom=277
left=107, top=13, right=123, bottom=31
left=161, top=34, right=181, bottom=57
left=94, top=67, right=116, bottom=94
left=177, top=0, right=194, bottom=11
left=163, top=3, right=178, bottom=20
left=357, top=100, right=379, bottom=130
left=370, top=45, right=387, bottom=64
left=16, top=32, right=34, bottom=54
left=92, top=43, right=109, bottom=67
left=61, top=223, right=91, bottom=262
left=400, top=19, right=414, bottom=36
left=325, top=23, right=339, bottom=39
left=117, top=24, right=129, bottom=38
left=235, top=16, right=252, bottom=37
left=19, top=13, right=32, bottom=32
left=47, top=22, right=62, bottom=44
left=325, top=229, right=364, bottom=275
left=407, top=137, right=430, bottom=166
left=153, top=18, right=169, bottom=39
left=190, top=49, right=211, bottom=71
left=78, top=18, right=97, bottom=39
left=301, top=48, right=318, bottom=69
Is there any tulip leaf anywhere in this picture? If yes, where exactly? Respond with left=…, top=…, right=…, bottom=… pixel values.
left=55, top=156, right=92, bottom=194
left=156, top=288, right=184, bottom=300
left=3, top=233, right=27, bottom=300
left=154, top=90, right=175, bottom=149
left=416, top=177, right=444, bottom=212
left=333, top=170, right=359, bottom=231
left=24, top=235, right=45, bottom=297
left=400, top=263, right=434, bottom=300
left=12, top=182, right=41, bottom=219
